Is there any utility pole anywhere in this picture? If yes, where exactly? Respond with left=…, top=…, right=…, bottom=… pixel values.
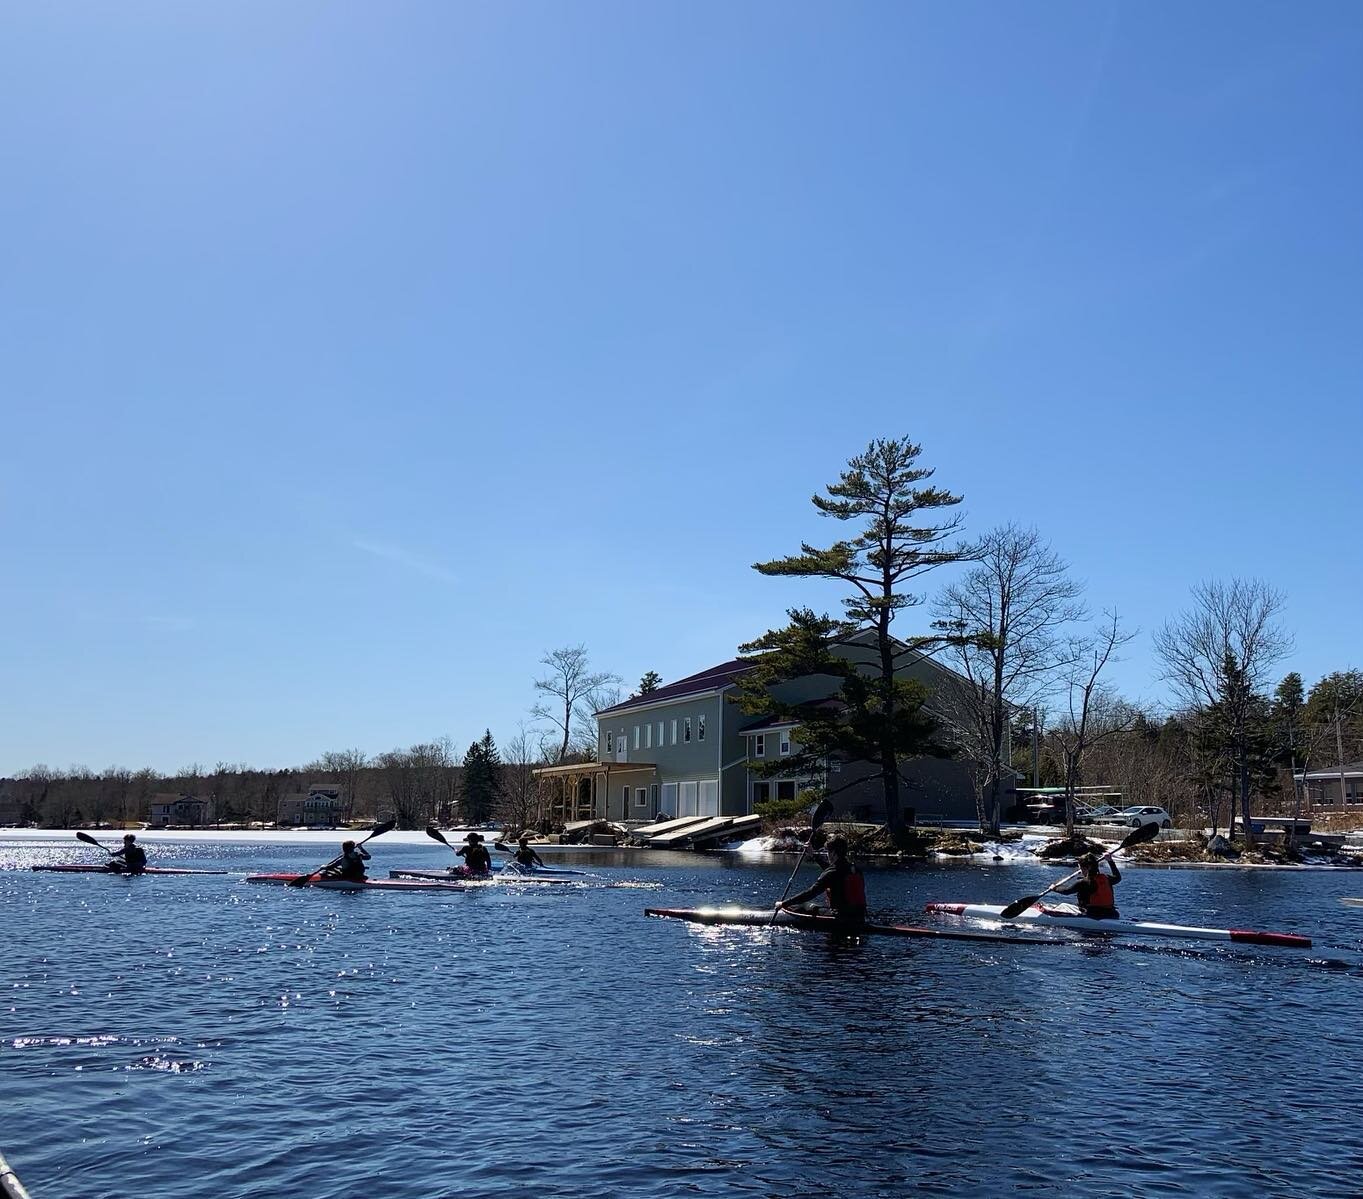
left=1339, top=709, right=1349, bottom=809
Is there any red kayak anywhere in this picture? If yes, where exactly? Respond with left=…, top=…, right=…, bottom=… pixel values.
left=33, top=864, right=228, bottom=876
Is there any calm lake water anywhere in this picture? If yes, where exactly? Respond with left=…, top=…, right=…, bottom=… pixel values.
left=4, top=835, right=1363, bottom=1198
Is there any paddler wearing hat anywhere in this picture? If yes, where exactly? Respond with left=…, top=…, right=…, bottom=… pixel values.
left=455, top=832, right=493, bottom=877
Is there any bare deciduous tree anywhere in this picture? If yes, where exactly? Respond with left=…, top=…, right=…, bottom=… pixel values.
left=532, top=646, right=620, bottom=763
left=1154, top=579, right=1291, bottom=840
left=1053, top=612, right=1138, bottom=838
left=934, top=525, right=1085, bottom=834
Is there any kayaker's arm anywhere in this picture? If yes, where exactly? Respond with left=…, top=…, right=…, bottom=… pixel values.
left=780, top=867, right=833, bottom=910
left=1106, top=861, right=1121, bottom=883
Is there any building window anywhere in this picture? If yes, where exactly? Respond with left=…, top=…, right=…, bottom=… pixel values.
left=776, top=780, right=797, bottom=801
left=621, top=785, right=630, bottom=809
left=698, top=715, right=706, bottom=741
left=636, top=787, right=647, bottom=807
left=634, top=726, right=640, bottom=750
left=753, top=782, right=771, bottom=804
left=606, top=731, right=613, bottom=753
left=671, top=719, right=678, bottom=745
left=779, top=730, right=791, bottom=756
left=684, top=717, right=692, bottom=743
left=754, top=734, right=766, bottom=759
left=645, top=723, right=652, bottom=749
left=657, top=721, right=664, bottom=747
left=650, top=784, right=659, bottom=808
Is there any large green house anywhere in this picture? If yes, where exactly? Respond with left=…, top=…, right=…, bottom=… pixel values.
left=590, top=632, right=1006, bottom=824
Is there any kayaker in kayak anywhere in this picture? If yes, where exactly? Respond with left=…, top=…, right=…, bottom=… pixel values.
left=778, top=834, right=867, bottom=925
left=328, top=840, right=371, bottom=882
left=108, top=834, right=148, bottom=875
left=1054, top=852, right=1120, bottom=919
left=510, top=835, right=545, bottom=870
left=455, top=832, right=493, bottom=877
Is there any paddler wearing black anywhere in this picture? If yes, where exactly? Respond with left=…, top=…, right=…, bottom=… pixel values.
left=778, top=834, right=867, bottom=925
left=326, top=840, right=371, bottom=882
left=1054, top=852, right=1120, bottom=919
left=510, top=834, right=544, bottom=870
left=108, top=833, right=148, bottom=875
left=456, top=832, right=493, bottom=876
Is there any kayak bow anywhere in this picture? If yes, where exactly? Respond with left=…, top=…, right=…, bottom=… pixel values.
left=246, top=872, right=467, bottom=893
left=645, top=906, right=1065, bottom=946
left=925, top=902, right=1312, bottom=948
left=388, top=868, right=575, bottom=885
left=32, top=864, right=229, bottom=876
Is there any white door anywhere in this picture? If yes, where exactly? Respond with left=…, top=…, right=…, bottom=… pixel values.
left=678, top=781, right=698, bottom=817
left=698, top=779, right=719, bottom=817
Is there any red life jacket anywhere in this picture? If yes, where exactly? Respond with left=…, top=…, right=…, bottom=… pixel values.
left=826, top=863, right=867, bottom=913
left=1085, top=872, right=1115, bottom=911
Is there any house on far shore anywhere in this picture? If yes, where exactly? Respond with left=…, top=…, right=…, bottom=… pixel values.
left=1299, top=763, right=1363, bottom=808
left=535, top=634, right=1005, bottom=826
left=277, top=785, right=346, bottom=827
left=148, top=793, right=216, bottom=827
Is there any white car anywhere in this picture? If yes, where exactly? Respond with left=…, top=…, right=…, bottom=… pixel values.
left=1120, top=805, right=1172, bottom=830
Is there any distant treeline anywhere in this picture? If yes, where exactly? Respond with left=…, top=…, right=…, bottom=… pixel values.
left=2, top=736, right=555, bottom=831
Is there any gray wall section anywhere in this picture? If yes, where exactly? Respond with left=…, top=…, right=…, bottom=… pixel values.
left=597, top=692, right=732, bottom=817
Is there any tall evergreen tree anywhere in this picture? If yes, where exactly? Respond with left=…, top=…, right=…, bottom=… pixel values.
left=746, top=437, right=975, bottom=837
left=637, top=671, right=662, bottom=696
left=460, top=730, right=504, bottom=825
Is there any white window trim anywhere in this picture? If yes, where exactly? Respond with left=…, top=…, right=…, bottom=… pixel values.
left=633, top=726, right=640, bottom=750
left=698, top=715, right=706, bottom=741
left=645, top=723, right=652, bottom=749
left=657, top=721, right=664, bottom=747
left=671, top=719, right=678, bottom=745
left=684, top=717, right=692, bottom=743
left=779, top=731, right=791, bottom=755
left=755, top=733, right=766, bottom=759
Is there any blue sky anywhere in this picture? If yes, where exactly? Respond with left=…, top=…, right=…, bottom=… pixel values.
left=3, top=1, right=1360, bottom=774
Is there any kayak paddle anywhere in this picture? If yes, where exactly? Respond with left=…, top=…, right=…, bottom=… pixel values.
left=288, top=819, right=396, bottom=887
left=998, top=820, right=1160, bottom=919
left=770, top=797, right=834, bottom=925
left=76, top=831, right=116, bottom=856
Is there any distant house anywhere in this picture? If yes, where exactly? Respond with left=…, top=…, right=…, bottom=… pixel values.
left=148, top=793, right=216, bottom=827
left=1299, top=763, right=1363, bottom=808
left=563, top=633, right=1005, bottom=825
left=277, top=785, right=346, bottom=827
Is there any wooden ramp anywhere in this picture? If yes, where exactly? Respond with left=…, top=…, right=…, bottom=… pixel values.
left=648, top=816, right=732, bottom=848
left=689, top=813, right=762, bottom=847
left=629, top=815, right=710, bottom=844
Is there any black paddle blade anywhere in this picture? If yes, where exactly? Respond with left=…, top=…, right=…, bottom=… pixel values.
left=424, top=826, right=449, bottom=846
left=809, top=798, right=833, bottom=829
left=999, top=893, right=1042, bottom=920
left=76, top=831, right=102, bottom=847
left=1119, top=820, right=1161, bottom=850
left=371, top=819, right=397, bottom=837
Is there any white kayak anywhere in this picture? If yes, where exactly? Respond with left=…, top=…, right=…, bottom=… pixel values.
left=387, top=868, right=575, bottom=885
left=925, top=902, right=1312, bottom=948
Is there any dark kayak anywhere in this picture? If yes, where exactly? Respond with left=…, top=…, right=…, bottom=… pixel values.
left=645, top=906, right=1066, bottom=946
left=32, top=864, right=229, bottom=875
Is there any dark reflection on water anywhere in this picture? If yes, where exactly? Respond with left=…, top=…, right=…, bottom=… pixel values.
left=3, top=838, right=1362, bottom=1198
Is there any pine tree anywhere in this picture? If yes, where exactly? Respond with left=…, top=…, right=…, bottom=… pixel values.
left=747, top=437, right=975, bottom=837
left=638, top=671, right=662, bottom=696
left=460, top=731, right=504, bottom=825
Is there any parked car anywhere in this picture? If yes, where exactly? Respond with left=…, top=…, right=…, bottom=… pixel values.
left=1119, top=805, right=1172, bottom=829
left=1077, top=805, right=1122, bottom=824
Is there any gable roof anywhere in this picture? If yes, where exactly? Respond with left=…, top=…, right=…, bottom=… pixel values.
left=597, top=659, right=753, bottom=717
